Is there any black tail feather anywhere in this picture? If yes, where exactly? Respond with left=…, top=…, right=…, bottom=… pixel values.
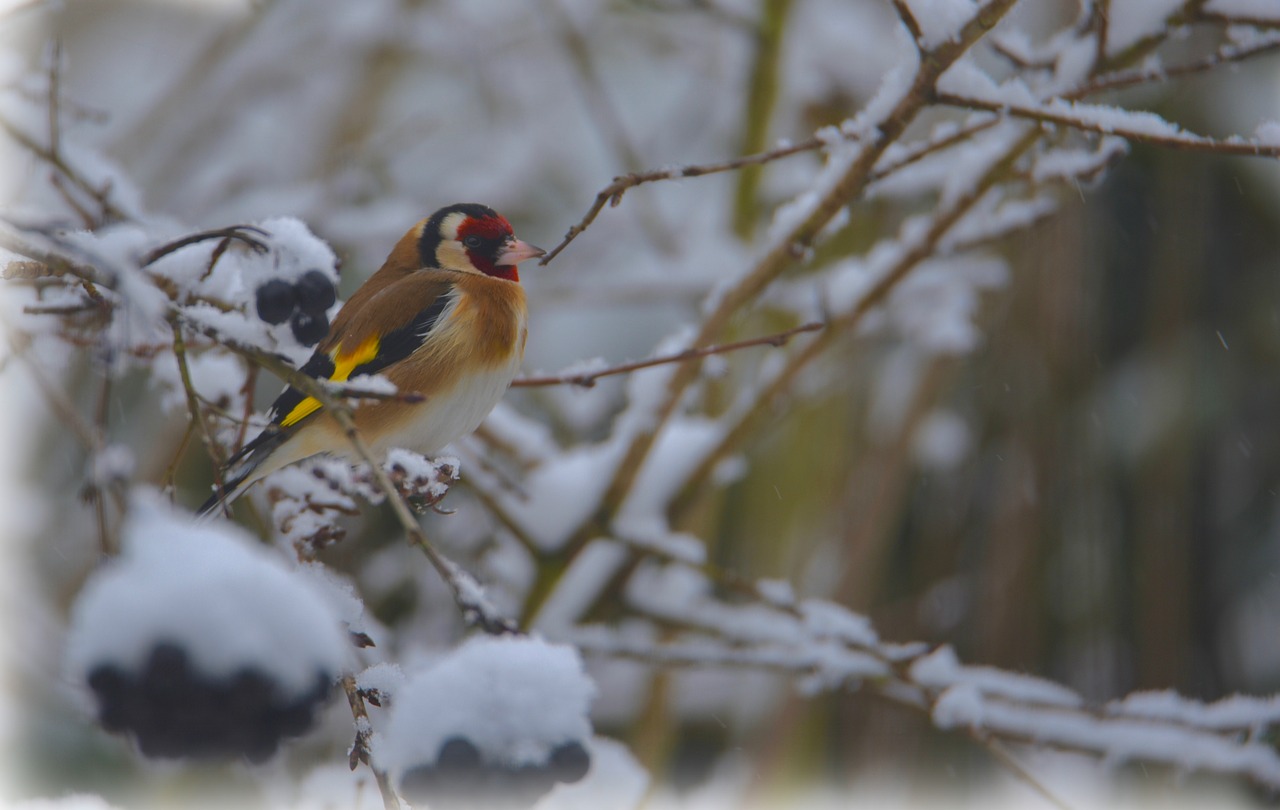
left=196, top=427, right=290, bottom=518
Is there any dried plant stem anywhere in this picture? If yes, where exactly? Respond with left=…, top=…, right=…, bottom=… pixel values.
left=341, top=675, right=401, bottom=810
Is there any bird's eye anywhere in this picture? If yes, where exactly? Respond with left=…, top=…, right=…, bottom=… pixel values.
left=463, top=235, right=482, bottom=249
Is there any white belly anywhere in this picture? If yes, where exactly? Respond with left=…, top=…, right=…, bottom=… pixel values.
left=370, top=360, right=520, bottom=457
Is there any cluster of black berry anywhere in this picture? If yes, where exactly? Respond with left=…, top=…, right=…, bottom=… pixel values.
left=86, top=641, right=333, bottom=763
left=399, top=736, right=591, bottom=810
left=255, top=269, right=336, bottom=345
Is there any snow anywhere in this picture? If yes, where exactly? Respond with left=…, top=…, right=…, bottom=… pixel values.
left=1031, top=138, right=1128, bottom=185
left=384, top=448, right=457, bottom=500
left=910, top=646, right=1083, bottom=708
left=800, top=600, right=878, bottom=647
left=911, top=409, right=972, bottom=471
left=355, top=661, right=405, bottom=702
left=764, top=27, right=917, bottom=250
left=1254, top=120, right=1280, bottom=147
left=930, top=686, right=1280, bottom=787
left=376, top=635, right=596, bottom=777
left=1106, top=0, right=1185, bottom=56
left=1107, top=690, right=1280, bottom=731
left=151, top=348, right=246, bottom=415
left=904, top=0, right=978, bottom=49
left=1206, top=0, right=1280, bottom=22
left=64, top=490, right=352, bottom=697
left=89, top=443, right=135, bottom=487
left=943, top=194, right=1059, bottom=250
left=530, top=540, right=630, bottom=633
left=886, top=255, right=1009, bottom=354
left=287, top=763, right=387, bottom=810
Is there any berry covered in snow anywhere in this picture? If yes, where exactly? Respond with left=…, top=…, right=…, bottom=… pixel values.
left=87, top=643, right=331, bottom=762
left=65, top=492, right=352, bottom=762
left=397, top=736, right=591, bottom=810
left=379, top=636, right=596, bottom=809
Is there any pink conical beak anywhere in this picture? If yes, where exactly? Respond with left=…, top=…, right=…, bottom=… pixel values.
left=497, top=238, right=546, bottom=266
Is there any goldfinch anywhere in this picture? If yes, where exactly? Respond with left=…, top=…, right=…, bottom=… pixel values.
left=199, top=203, right=543, bottom=516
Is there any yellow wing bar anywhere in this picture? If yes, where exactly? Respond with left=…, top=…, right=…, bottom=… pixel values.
left=279, top=335, right=381, bottom=427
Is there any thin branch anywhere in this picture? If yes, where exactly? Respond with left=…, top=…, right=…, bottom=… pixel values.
left=170, top=320, right=226, bottom=487
left=891, top=0, right=925, bottom=47
left=934, top=92, right=1280, bottom=157
left=539, top=0, right=674, bottom=255
left=541, top=105, right=1003, bottom=267
left=981, top=737, right=1075, bottom=810
left=45, top=38, right=62, bottom=165
left=141, top=225, right=270, bottom=267
left=1069, top=34, right=1280, bottom=99
left=0, top=115, right=129, bottom=223
left=1092, top=0, right=1110, bottom=72
left=540, top=137, right=827, bottom=264
left=512, top=321, right=823, bottom=388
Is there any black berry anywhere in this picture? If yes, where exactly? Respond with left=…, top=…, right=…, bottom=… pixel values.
left=506, top=762, right=557, bottom=801
left=294, top=270, right=336, bottom=314
left=255, top=280, right=298, bottom=325
left=85, top=642, right=333, bottom=762
left=290, top=311, right=329, bottom=346
left=437, top=736, right=482, bottom=772
left=549, top=740, right=591, bottom=784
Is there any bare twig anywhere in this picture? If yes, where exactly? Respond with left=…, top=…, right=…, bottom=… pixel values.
left=981, top=737, right=1075, bottom=810
left=1092, top=0, right=1110, bottom=72
left=0, top=115, right=129, bottom=223
left=170, top=319, right=226, bottom=487
left=891, top=0, right=925, bottom=47
left=1070, top=34, right=1280, bottom=99
left=45, top=39, right=62, bottom=165
left=512, top=321, right=823, bottom=388
left=540, top=137, right=828, bottom=264
left=141, top=225, right=270, bottom=267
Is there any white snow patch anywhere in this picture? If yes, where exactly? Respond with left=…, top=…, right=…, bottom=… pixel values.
left=911, top=646, right=1083, bottom=708
left=1206, top=0, right=1280, bottom=22
left=64, top=490, right=352, bottom=697
left=377, top=635, right=595, bottom=777
left=904, top=0, right=977, bottom=49
left=1106, top=0, right=1185, bottom=55
left=912, top=409, right=972, bottom=471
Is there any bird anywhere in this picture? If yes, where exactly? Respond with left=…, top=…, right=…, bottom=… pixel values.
left=198, top=203, right=544, bottom=517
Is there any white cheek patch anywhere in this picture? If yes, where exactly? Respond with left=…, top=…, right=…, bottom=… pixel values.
left=439, top=212, right=466, bottom=242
